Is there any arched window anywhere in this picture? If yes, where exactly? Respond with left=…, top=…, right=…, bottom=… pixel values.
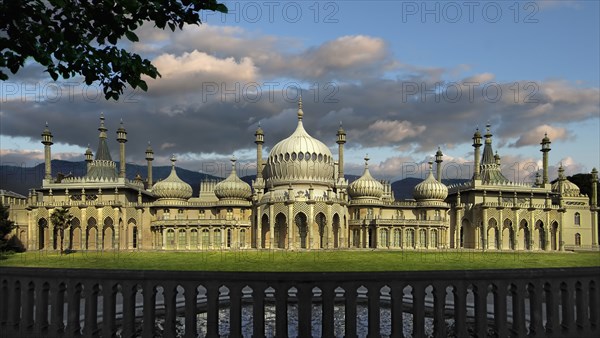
left=213, top=229, right=221, bottom=248
left=575, top=233, right=581, bottom=246
left=434, top=210, right=441, bottom=221
left=190, top=229, right=198, bottom=248
left=367, top=208, right=374, bottom=219
left=394, top=229, right=401, bottom=247
left=202, top=229, right=210, bottom=248
left=199, top=210, right=205, bottom=219
left=431, top=229, right=438, bottom=248
left=226, top=208, right=233, bottom=220
left=239, top=229, right=246, bottom=248
left=574, top=212, right=581, bottom=226
left=178, top=229, right=186, bottom=249
left=406, top=229, right=415, bottom=248
left=419, top=229, right=427, bottom=248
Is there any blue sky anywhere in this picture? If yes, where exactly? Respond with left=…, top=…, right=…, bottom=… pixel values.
left=0, top=0, right=598, bottom=182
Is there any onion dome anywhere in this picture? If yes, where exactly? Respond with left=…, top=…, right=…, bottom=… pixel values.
left=349, top=156, right=384, bottom=199
left=152, top=155, right=193, bottom=200
left=266, top=98, right=334, bottom=186
left=551, top=164, right=580, bottom=196
left=215, top=158, right=252, bottom=200
left=413, top=162, right=448, bottom=201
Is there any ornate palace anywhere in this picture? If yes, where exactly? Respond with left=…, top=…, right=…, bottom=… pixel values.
left=3, top=100, right=599, bottom=251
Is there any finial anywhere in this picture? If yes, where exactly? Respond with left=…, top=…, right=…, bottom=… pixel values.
left=170, top=155, right=176, bottom=166
left=45, top=121, right=49, bottom=127
left=230, top=155, right=236, bottom=167
left=297, top=96, right=304, bottom=121
left=428, top=161, right=433, bottom=171
left=364, top=154, right=370, bottom=167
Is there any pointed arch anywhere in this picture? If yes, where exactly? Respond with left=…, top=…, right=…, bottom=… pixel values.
left=535, top=220, right=546, bottom=251
left=519, top=219, right=530, bottom=250
left=87, top=217, right=98, bottom=250
left=70, top=217, right=81, bottom=250
left=488, top=218, right=498, bottom=249
left=315, top=212, right=326, bottom=249
left=550, top=221, right=559, bottom=250
left=274, top=213, right=287, bottom=249
left=332, top=213, right=340, bottom=249
left=295, top=212, right=308, bottom=249
left=38, top=218, right=48, bottom=250
left=261, top=214, right=269, bottom=249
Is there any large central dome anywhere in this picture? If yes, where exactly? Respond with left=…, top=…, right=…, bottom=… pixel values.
left=265, top=99, right=335, bottom=187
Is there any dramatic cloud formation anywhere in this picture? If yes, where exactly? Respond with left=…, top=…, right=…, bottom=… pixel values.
left=1, top=23, right=598, bottom=179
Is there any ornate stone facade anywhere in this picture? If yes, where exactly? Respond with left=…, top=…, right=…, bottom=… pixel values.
left=3, top=102, right=598, bottom=251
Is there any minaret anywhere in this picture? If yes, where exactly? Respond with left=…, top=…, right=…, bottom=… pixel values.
left=435, top=147, right=443, bottom=182
left=255, top=123, right=264, bottom=180
left=85, top=145, right=93, bottom=172
left=591, top=168, right=598, bottom=247
left=472, top=128, right=482, bottom=180
left=145, top=142, right=154, bottom=187
left=116, top=119, right=127, bottom=179
left=336, top=122, right=347, bottom=180
left=41, top=122, right=53, bottom=180
left=540, top=133, right=551, bottom=185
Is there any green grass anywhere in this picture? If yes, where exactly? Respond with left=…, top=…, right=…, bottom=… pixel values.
left=1, top=250, right=599, bottom=272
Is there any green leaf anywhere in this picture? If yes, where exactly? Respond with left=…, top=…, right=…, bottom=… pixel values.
left=125, top=31, right=139, bottom=42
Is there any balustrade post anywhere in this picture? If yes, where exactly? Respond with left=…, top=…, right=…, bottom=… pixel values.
left=49, top=282, right=66, bottom=335
left=544, top=282, right=559, bottom=335
left=367, top=283, right=381, bottom=338
left=561, top=281, right=574, bottom=335
left=411, top=283, right=425, bottom=338
left=528, top=282, right=545, bottom=336
left=229, top=283, right=243, bottom=337
left=183, top=282, right=198, bottom=338
left=163, top=283, right=177, bottom=338
left=22, top=280, right=35, bottom=333
left=432, top=283, right=447, bottom=338
left=576, top=281, right=589, bottom=334
left=101, top=281, right=117, bottom=338
left=34, top=281, right=49, bottom=335
left=453, top=282, right=468, bottom=338
left=121, top=282, right=136, bottom=338
left=206, top=282, right=220, bottom=337
left=297, top=283, right=313, bottom=337
left=510, top=282, right=526, bottom=336
left=66, top=282, right=82, bottom=337
left=275, top=283, right=288, bottom=338
left=83, top=282, right=99, bottom=337
left=142, top=282, right=156, bottom=337
left=8, top=280, right=21, bottom=332
left=321, top=282, right=335, bottom=338
left=344, top=283, right=358, bottom=338
left=590, top=280, right=598, bottom=331
left=473, top=282, right=488, bottom=338
left=493, top=281, right=508, bottom=337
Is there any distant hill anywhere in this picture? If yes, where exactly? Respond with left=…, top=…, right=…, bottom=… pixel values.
left=0, top=160, right=220, bottom=196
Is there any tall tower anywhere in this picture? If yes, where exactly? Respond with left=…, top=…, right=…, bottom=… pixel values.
left=85, top=145, right=93, bottom=172
left=41, top=123, right=53, bottom=180
left=435, top=147, right=443, bottom=182
left=336, top=122, right=347, bottom=180
left=472, top=128, right=482, bottom=180
left=255, top=124, right=264, bottom=180
left=116, top=119, right=127, bottom=178
left=591, top=168, right=598, bottom=247
left=145, top=142, right=154, bottom=187
left=540, top=133, right=551, bottom=185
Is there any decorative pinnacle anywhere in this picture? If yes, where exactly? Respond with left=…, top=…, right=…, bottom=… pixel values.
left=364, top=154, right=370, bottom=167
left=230, top=156, right=237, bottom=169
left=428, top=161, right=433, bottom=171
left=170, top=155, right=177, bottom=166
left=297, top=96, right=304, bottom=120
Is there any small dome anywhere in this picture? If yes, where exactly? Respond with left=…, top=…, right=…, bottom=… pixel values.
left=349, top=156, right=384, bottom=199
left=215, top=158, right=252, bottom=200
left=551, top=165, right=580, bottom=197
left=152, top=156, right=193, bottom=200
left=413, top=162, right=448, bottom=201
left=266, top=98, right=334, bottom=186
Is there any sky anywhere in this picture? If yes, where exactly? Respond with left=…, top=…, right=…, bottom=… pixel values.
left=0, top=0, right=599, bottom=184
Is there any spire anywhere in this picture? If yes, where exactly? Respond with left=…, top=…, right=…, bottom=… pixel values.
left=95, top=113, right=113, bottom=161
left=297, top=96, right=304, bottom=121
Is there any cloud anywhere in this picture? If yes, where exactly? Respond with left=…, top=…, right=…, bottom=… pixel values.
left=510, top=125, right=570, bottom=147
left=0, top=24, right=597, bottom=177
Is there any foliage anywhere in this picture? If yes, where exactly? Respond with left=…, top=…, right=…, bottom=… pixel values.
left=0, top=204, right=17, bottom=252
left=49, top=207, right=73, bottom=254
left=0, top=0, right=228, bottom=100
left=1, top=250, right=599, bottom=272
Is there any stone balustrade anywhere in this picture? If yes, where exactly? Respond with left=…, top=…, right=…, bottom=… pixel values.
left=0, top=266, right=598, bottom=337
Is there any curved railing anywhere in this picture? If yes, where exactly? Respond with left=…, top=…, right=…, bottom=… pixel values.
left=0, top=266, right=598, bottom=337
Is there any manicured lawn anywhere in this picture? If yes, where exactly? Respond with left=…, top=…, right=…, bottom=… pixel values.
left=1, top=250, right=599, bottom=272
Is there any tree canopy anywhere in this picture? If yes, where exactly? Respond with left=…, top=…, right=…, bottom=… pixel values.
left=0, top=0, right=228, bottom=100
left=0, top=204, right=17, bottom=252
left=49, top=207, right=73, bottom=254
